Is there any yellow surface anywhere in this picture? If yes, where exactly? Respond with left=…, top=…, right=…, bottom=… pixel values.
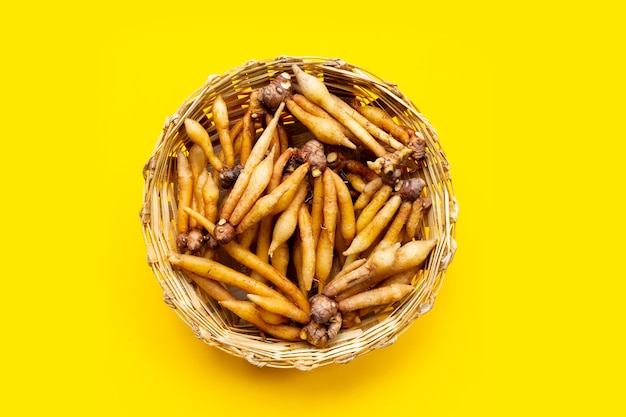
left=1, top=1, right=624, bottom=415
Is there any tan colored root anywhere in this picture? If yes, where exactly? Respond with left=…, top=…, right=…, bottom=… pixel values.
left=184, top=118, right=224, bottom=173
left=269, top=181, right=308, bottom=257
left=228, top=145, right=277, bottom=227
left=356, top=185, right=393, bottom=233
left=297, top=204, right=316, bottom=293
left=212, top=94, right=235, bottom=167
left=322, top=168, right=338, bottom=244
left=219, top=301, right=302, bottom=342
left=183, top=206, right=310, bottom=314
left=337, top=283, right=414, bottom=312
left=236, top=162, right=310, bottom=234
left=247, top=294, right=309, bottom=324
left=176, top=149, right=193, bottom=238
left=355, top=105, right=411, bottom=143
left=330, top=169, right=356, bottom=245
left=315, top=228, right=334, bottom=293
left=353, top=176, right=383, bottom=210
left=219, top=102, right=285, bottom=225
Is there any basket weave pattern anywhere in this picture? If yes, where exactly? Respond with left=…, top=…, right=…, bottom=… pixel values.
left=140, top=56, right=457, bottom=370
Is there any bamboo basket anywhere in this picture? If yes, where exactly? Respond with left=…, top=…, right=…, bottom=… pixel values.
left=140, top=56, right=458, bottom=370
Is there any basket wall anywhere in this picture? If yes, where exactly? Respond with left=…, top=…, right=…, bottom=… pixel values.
left=140, top=56, right=458, bottom=370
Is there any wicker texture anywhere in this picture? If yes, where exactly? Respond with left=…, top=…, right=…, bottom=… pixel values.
left=140, top=56, right=457, bottom=370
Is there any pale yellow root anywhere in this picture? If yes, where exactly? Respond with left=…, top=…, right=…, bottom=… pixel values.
left=176, top=149, right=193, bottom=235
left=330, top=170, right=356, bottom=245
left=355, top=105, right=411, bottom=143
left=345, top=173, right=367, bottom=193
left=336, top=239, right=436, bottom=299
left=291, top=64, right=387, bottom=158
left=315, top=228, right=334, bottom=293
left=270, top=242, right=290, bottom=277
left=252, top=148, right=286, bottom=272
left=169, top=252, right=283, bottom=299
left=249, top=216, right=273, bottom=283
left=353, top=177, right=384, bottom=210
left=379, top=239, right=437, bottom=279
left=291, top=93, right=357, bottom=141
left=355, top=265, right=420, bottom=317
left=201, top=168, right=220, bottom=224
left=189, top=146, right=208, bottom=228
left=236, top=162, right=310, bottom=234
left=222, top=236, right=310, bottom=314
left=404, top=197, right=427, bottom=241
left=257, top=308, right=292, bottom=325
left=322, top=168, right=338, bottom=244
left=229, top=117, right=245, bottom=146
left=228, top=145, right=277, bottom=226
left=269, top=181, right=308, bottom=256
left=323, top=242, right=399, bottom=298
left=266, top=112, right=281, bottom=162
left=184, top=118, right=223, bottom=172
left=380, top=201, right=413, bottom=245
left=378, top=266, right=421, bottom=287
left=188, top=143, right=207, bottom=180
left=356, top=184, right=393, bottom=233
left=285, top=98, right=356, bottom=149
left=344, top=160, right=379, bottom=183
left=187, top=271, right=237, bottom=302
left=218, top=102, right=285, bottom=223
left=269, top=147, right=298, bottom=191
left=297, top=204, right=316, bottom=293
left=277, top=123, right=290, bottom=157
left=182, top=206, right=310, bottom=314
left=334, top=258, right=367, bottom=282
left=212, top=94, right=235, bottom=167
left=237, top=221, right=259, bottom=250
left=338, top=100, right=406, bottom=151
left=218, top=300, right=303, bottom=342
left=337, top=283, right=414, bottom=312
left=240, top=110, right=254, bottom=166
left=190, top=169, right=208, bottom=229
left=247, top=294, right=310, bottom=324
left=344, top=194, right=402, bottom=256
left=268, top=151, right=304, bottom=216
left=310, top=174, right=324, bottom=247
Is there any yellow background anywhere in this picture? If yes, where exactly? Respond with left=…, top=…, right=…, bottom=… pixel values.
left=1, top=1, right=624, bottom=415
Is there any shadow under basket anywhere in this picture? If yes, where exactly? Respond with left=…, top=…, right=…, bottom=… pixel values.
left=140, top=56, right=458, bottom=370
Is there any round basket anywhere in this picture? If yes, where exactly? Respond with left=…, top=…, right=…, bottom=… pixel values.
left=140, top=56, right=457, bottom=370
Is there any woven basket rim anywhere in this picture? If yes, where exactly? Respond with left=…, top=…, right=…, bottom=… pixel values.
left=140, top=55, right=458, bottom=370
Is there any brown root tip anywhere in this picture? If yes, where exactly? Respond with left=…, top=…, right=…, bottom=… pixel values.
left=301, top=321, right=328, bottom=347
left=259, top=72, right=293, bottom=110
left=205, top=234, right=219, bottom=250
left=326, top=312, right=342, bottom=339
left=175, top=232, right=188, bottom=251
left=381, top=167, right=402, bottom=186
left=398, top=177, right=427, bottom=201
left=408, top=131, right=427, bottom=160
left=326, top=148, right=347, bottom=171
left=218, top=164, right=242, bottom=189
left=214, top=222, right=235, bottom=244
left=309, top=294, right=338, bottom=324
left=186, top=228, right=206, bottom=252
left=298, top=139, right=326, bottom=175
left=248, top=90, right=266, bottom=120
